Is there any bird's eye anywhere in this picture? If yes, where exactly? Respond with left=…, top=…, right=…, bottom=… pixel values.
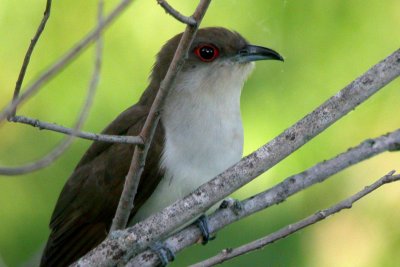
left=194, top=44, right=219, bottom=62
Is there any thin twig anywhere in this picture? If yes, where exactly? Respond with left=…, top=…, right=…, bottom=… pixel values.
left=0, top=0, right=135, bottom=123
left=8, top=0, right=52, bottom=119
left=127, top=128, right=400, bottom=267
left=74, top=48, right=400, bottom=266
left=109, top=0, right=212, bottom=232
left=8, top=115, right=143, bottom=145
left=190, top=171, right=400, bottom=267
left=157, top=0, right=197, bottom=26
left=0, top=1, right=104, bottom=176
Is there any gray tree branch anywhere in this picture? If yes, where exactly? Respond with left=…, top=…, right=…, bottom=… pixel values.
left=73, top=48, right=400, bottom=266
left=9, top=0, right=52, bottom=119
left=8, top=115, right=143, bottom=145
left=109, top=0, right=212, bottom=232
left=0, top=0, right=135, bottom=123
left=0, top=0, right=144, bottom=177
left=0, top=1, right=104, bottom=175
left=190, top=171, right=400, bottom=267
left=128, top=129, right=400, bottom=266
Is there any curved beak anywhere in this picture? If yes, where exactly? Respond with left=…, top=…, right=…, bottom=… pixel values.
left=236, top=45, right=284, bottom=63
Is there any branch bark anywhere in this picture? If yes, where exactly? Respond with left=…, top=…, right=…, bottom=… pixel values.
left=190, top=171, right=400, bottom=267
left=74, top=49, right=400, bottom=265
left=128, top=128, right=400, bottom=266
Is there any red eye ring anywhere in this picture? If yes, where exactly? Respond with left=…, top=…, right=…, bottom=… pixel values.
left=194, top=44, right=219, bottom=62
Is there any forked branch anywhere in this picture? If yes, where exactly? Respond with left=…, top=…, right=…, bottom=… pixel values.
left=0, top=0, right=135, bottom=123
left=128, top=129, right=400, bottom=266
left=157, top=0, right=197, bottom=26
left=0, top=0, right=105, bottom=175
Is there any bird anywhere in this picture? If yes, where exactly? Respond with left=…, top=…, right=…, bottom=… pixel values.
left=40, top=27, right=283, bottom=266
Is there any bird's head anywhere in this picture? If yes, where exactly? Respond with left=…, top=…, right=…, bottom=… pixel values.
left=142, top=27, right=283, bottom=105
left=152, top=27, right=282, bottom=82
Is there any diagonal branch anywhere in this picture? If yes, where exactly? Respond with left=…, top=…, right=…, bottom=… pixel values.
left=128, top=128, right=400, bottom=266
left=8, top=0, right=52, bottom=119
left=74, top=49, right=400, bottom=266
left=157, top=0, right=197, bottom=26
left=0, top=0, right=136, bottom=123
left=110, top=0, right=212, bottom=231
left=190, top=171, right=400, bottom=267
left=0, top=1, right=104, bottom=176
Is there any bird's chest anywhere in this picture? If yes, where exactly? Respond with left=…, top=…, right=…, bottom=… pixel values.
left=161, top=103, right=244, bottom=195
left=166, top=94, right=243, bottom=193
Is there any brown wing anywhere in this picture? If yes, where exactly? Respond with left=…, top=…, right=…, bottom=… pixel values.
left=40, top=103, right=165, bottom=267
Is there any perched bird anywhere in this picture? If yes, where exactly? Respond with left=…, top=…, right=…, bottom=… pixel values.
left=40, top=27, right=283, bottom=266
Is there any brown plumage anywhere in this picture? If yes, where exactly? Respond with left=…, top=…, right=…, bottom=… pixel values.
left=40, top=103, right=165, bottom=266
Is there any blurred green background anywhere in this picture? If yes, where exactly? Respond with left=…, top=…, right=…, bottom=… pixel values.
left=1, top=0, right=400, bottom=266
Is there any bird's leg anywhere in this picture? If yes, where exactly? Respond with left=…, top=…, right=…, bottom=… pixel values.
left=150, top=241, right=175, bottom=266
left=219, top=197, right=243, bottom=215
left=195, top=198, right=243, bottom=245
left=195, top=214, right=216, bottom=245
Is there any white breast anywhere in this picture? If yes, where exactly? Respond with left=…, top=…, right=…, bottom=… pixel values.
left=130, top=62, right=254, bottom=224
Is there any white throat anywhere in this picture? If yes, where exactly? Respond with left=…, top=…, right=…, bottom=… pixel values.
left=130, top=62, right=255, bottom=224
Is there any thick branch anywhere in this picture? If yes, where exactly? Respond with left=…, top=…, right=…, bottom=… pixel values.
left=157, top=0, right=197, bottom=26
left=128, top=129, right=400, bottom=266
left=74, top=49, right=400, bottom=265
left=190, top=171, right=400, bottom=267
left=0, top=1, right=104, bottom=176
left=9, top=0, right=52, bottom=118
left=110, top=0, right=211, bottom=231
left=8, top=115, right=143, bottom=145
left=0, top=0, right=135, bottom=123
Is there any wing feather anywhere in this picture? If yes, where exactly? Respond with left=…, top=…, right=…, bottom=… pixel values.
left=40, top=103, right=165, bottom=267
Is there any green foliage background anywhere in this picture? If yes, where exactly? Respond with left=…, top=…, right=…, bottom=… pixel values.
left=1, top=0, right=399, bottom=266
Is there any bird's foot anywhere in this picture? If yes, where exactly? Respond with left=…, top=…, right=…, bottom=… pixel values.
left=150, top=241, right=175, bottom=267
left=219, top=197, right=243, bottom=215
left=196, top=214, right=216, bottom=245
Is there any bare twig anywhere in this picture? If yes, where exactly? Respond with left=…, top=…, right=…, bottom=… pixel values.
left=8, top=115, right=143, bottom=145
left=157, top=0, right=197, bottom=26
left=0, top=1, right=104, bottom=176
left=8, top=0, right=52, bottom=119
left=4, top=0, right=150, bottom=147
left=110, top=0, right=212, bottom=232
left=0, top=0, right=135, bottom=123
left=74, top=49, right=400, bottom=266
left=128, top=129, right=400, bottom=267
left=190, top=171, right=400, bottom=267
